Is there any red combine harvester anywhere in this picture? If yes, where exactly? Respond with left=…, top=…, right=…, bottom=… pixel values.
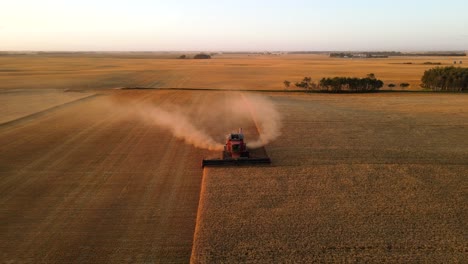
left=202, top=128, right=271, bottom=167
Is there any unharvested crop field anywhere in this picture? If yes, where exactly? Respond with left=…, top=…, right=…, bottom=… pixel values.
left=1, top=54, right=467, bottom=263
left=191, top=93, right=468, bottom=263
left=1, top=53, right=466, bottom=90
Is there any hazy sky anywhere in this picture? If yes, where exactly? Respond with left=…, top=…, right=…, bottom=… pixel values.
left=1, top=0, right=467, bottom=51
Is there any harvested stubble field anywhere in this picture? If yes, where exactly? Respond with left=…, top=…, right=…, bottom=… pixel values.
left=0, top=90, right=218, bottom=263
left=1, top=53, right=466, bottom=90
left=0, top=89, right=95, bottom=125
left=192, top=93, right=468, bottom=263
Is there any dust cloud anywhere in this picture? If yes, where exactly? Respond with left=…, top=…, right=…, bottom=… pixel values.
left=138, top=105, right=224, bottom=151
left=106, top=92, right=281, bottom=151
left=239, top=94, right=282, bottom=148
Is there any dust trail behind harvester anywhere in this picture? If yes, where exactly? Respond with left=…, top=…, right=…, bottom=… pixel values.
left=106, top=92, right=281, bottom=151
left=238, top=93, right=282, bottom=149
left=136, top=105, right=224, bottom=151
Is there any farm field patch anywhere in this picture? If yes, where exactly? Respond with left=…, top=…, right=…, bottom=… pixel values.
left=191, top=93, right=468, bottom=263
left=1, top=54, right=466, bottom=90
left=0, top=89, right=95, bottom=125
left=0, top=90, right=213, bottom=263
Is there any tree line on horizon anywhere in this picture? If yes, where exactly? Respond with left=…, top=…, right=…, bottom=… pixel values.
left=284, top=66, right=468, bottom=93
left=329, top=51, right=466, bottom=58
left=284, top=74, right=383, bottom=93
left=178, top=53, right=212, bottom=59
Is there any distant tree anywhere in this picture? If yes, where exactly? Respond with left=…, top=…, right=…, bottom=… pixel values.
left=194, top=53, right=211, bottom=59
left=330, top=53, right=353, bottom=58
left=302, top=77, right=312, bottom=89
left=388, top=83, right=396, bottom=88
left=178, top=55, right=187, bottom=59
left=400, top=83, right=410, bottom=88
left=283, top=80, right=291, bottom=90
left=295, top=77, right=313, bottom=90
left=367, top=73, right=376, bottom=79
left=308, top=82, right=318, bottom=92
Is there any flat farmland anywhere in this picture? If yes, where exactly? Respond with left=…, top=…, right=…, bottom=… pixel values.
left=0, top=89, right=96, bottom=125
left=1, top=54, right=467, bottom=263
left=1, top=53, right=467, bottom=90
left=192, top=93, right=468, bottom=263
left=0, top=90, right=221, bottom=263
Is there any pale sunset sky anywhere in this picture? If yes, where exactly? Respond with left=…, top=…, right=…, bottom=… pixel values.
left=1, top=0, right=467, bottom=51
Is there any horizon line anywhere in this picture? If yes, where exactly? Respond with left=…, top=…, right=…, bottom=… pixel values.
left=1, top=50, right=467, bottom=53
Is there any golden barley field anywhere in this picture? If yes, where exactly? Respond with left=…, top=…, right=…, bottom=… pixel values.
left=1, top=54, right=467, bottom=263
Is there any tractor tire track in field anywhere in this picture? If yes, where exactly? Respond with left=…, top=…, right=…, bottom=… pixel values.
left=0, top=90, right=212, bottom=263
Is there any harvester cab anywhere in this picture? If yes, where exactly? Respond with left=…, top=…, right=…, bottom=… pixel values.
left=202, top=128, right=271, bottom=167
left=223, top=129, right=249, bottom=159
